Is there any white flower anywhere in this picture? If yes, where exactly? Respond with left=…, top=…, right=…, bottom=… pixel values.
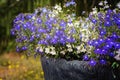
left=54, top=4, right=62, bottom=12
left=82, top=11, right=86, bottom=14
left=76, top=46, right=81, bottom=50
left=104, top=0, right=108, bottom=5
left=50, top=50, right=56, bottom=55
left=92, top=7, right=97, bottom=11
left=66, top=43, right=72, bottom=48
left=76, top=45, right=86, bottom=53
left=49, top=12, right=56, bottom=17
left=32, top=16, right=36, bottom=20
left=36, top=46, right=43, bottom=52
left=50, top=46, right=55, bottom=50
left=116, top=49, right=120, bottom=54
left=92, top=7, right=98, bottom=14
left=67, top=23, right=73, bottom=27
left=60, top=51, right=66, bottom=55
left=68, top=48, right=73, bottom=52
left=104, top=5, right=109, bottom=9
left=82, top=37, right=89, bottom=42
left=113, top=9, right=117, bottom=13
left=76, top=46, right=81, bottom=53
left=116, top=2, right=120, bottom=8
left=81, top=34, right=89, bottom=42
left=66, top=44, right=73, bottom=52
left=47, top=46, right=56, bottom=55
left=53, top=10, right=59, bottom=14
left=81, top=23, right=89, bottom=29
left=98, top=1, right=103, bottom=6
left=114, top=49, right=120, bottom=61
left=45, top=48, right=50, bottom=54
left=74, top=21, right=80, bottom=27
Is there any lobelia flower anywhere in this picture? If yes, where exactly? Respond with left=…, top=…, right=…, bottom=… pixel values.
left=83, top=55, right=89, bottom=61
left=99, top=59, right=106, bottom=65
left=11, top=2, right=120, bottom=67
left=89, top=59, right=97, bottom=66
left=65, top=0, right=76, bottom=7
left=88, top=4, right=120, bottom=66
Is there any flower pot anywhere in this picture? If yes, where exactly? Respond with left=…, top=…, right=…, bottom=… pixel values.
left=41, top=57, right=114, bottom=80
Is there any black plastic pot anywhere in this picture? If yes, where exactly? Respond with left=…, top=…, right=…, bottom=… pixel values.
left=41, top=57, right=114, bottom=80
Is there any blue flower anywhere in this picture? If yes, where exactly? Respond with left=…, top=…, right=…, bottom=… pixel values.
left=25, top=14, right=33, bottom=19
left=98, top=38, right=105, bottom=44
left=60, top=20, right=66, bottom=29
left=114, top=42, right=120, bottom=49
left=70, top=0, right=76, bottom=5
left=101, top=48, right=108, bottom=55
left=105, top=38, right=114, bottom=42
left=94, top=48, right=108, bottom=55
left=109, top=52, right=115, bottom=57
left=38, top=40, right=48, bottom=45
left=118, top=25, right=120, bottom=29
left=115, top=18, right=120, bottom=26
left=88, top=40, right=93, bottom=46
left=38, top=28, right=47, bottom=33
left=16, top=38, right=22, bottom=42
left=83, top=55, right=89, bottom=61
left=99, top=59, right=106, bottom=65
left=105, top=14, right=111, bottom=19
left=29, top=36, right=35, bottom=42
left=104, top=20, right=112, bottom=27
left=65, top=0, right=76, bottom=7
left=16, top=46, right=21, bottom=52
left=92, top=19, right=97, bottom=24
left=37, top=18, right=42, bottom=24
left=106, top=41, right=115, bottom=47
left=89, top=59, right=97, bottom=66
left=14, top=24, right=21, bottom=31
left=67, top=37, right=75, bottom=43
left=103, top=44, right=112, bottom=50
left=106, top=9, right=113, bottom=14
left=46, top=34, right=51, bottom=40
left=21, top=36, right=28, bottom=41
left=14, top=13, right=25, bottom=23
left=23, top=24, right=28, bottom=29
left=41, top=7, right=47, bottom=13
left=99, top=29, right=106, bottom=36
left=110, top=33, right=119, bottom=39
left=10, top=29, right=15, bottom=35
left=22, top=46, right=27, bottom=51
left=59, top=37, right=66, bottom=45
left=36, top=34, right=40, bottom=38
left=50, top=38, right=58, bottom=44
left=94, top=48, right=101, bottom=54
left=92, top=40, right=100, bottom=47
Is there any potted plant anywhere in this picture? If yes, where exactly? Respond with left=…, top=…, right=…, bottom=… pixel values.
left=11, top=0, right=120, bottom=80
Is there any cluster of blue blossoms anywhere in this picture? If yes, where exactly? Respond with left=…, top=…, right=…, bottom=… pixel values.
left=11, top=7, right=76, bottom=54
left=87, top=9, right=120, bottom=66
left=11, top=4, right=120, bottom=66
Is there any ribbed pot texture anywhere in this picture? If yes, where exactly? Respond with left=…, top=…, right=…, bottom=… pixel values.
left=41, top=57, right=117, bottom=80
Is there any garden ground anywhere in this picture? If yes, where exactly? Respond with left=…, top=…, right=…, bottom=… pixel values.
left=0, top=52, right=44, bottom=80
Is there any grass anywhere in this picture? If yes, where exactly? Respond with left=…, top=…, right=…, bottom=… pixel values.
left=0, top=52, right=44, bottom=80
